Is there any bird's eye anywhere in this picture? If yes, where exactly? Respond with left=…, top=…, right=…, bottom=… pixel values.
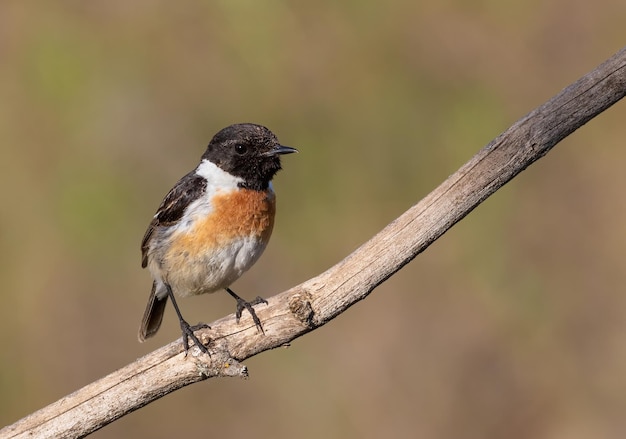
left=235, top=144, right=247, bottom=155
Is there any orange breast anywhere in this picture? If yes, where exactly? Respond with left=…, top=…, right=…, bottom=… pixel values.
left=169, top=189, right=276, bottom=258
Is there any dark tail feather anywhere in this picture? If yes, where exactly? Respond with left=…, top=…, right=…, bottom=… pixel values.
left=138, top=282, right=168, bottom=342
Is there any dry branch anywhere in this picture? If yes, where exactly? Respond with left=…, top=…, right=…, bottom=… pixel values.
left=2, top=46, right=626, bottom=439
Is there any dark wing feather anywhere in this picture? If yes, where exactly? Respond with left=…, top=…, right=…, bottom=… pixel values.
left=141, top=171, right=207, bottom=267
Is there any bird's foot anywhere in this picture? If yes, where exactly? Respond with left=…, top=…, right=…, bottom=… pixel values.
left=180, top=320, right=211, bottom=356
left=226, top=288, right=268, bottom=333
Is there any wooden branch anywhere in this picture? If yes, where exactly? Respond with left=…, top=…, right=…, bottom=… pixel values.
left=3, top=46, right=626, bottom=439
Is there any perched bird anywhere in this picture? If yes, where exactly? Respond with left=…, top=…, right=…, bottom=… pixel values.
left=138, top=123, right=297, bottom=354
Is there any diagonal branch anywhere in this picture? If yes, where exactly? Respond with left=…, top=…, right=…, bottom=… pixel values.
left=2, top=46, right=626, bottom=439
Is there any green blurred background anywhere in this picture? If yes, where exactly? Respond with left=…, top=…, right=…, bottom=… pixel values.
left=1, top=1, right=625, bottom=438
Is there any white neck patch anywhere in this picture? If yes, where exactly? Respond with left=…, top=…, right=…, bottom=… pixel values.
left=195, top=159, right=243, bottom=191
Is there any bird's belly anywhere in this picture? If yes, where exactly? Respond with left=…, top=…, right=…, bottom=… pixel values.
left=165, top=235, right=268, bottom=297
left=157, top=188, right=276, bottom=297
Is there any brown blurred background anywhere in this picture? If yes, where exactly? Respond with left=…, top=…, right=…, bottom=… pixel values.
left=1, top=1, right=626, bottom=438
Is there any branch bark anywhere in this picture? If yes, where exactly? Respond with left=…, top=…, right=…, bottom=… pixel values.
left=3, top=46, right=626, bottom=439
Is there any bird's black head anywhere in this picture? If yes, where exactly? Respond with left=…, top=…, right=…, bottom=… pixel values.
left=202, top=123, right=297, bottom=191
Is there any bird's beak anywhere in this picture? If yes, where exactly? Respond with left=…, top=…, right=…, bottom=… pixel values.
left=264, top=145, right=298, bottom=156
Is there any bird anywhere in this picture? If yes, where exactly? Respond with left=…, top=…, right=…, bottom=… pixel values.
left=138, top=123, right=297, bottom=354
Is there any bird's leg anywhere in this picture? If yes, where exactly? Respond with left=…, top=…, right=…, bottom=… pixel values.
left=165, top=283, right=211, bottom=355
left=225, top=287, right=268, bottom=333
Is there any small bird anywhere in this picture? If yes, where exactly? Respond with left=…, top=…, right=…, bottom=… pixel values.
left=138, top=123, right=297, bottom=354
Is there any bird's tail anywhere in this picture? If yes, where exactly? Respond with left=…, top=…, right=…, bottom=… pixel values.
left=138, top=281, right=168, bottom=342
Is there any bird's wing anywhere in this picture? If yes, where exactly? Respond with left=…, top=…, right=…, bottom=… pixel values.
left=141, top=171, right=207, bottom=267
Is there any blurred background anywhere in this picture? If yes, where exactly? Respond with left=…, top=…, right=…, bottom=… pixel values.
left=1, top=1, right=625, bottom=438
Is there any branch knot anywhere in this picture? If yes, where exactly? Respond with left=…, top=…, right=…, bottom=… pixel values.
left=289, top=291, right=315, bottom=328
